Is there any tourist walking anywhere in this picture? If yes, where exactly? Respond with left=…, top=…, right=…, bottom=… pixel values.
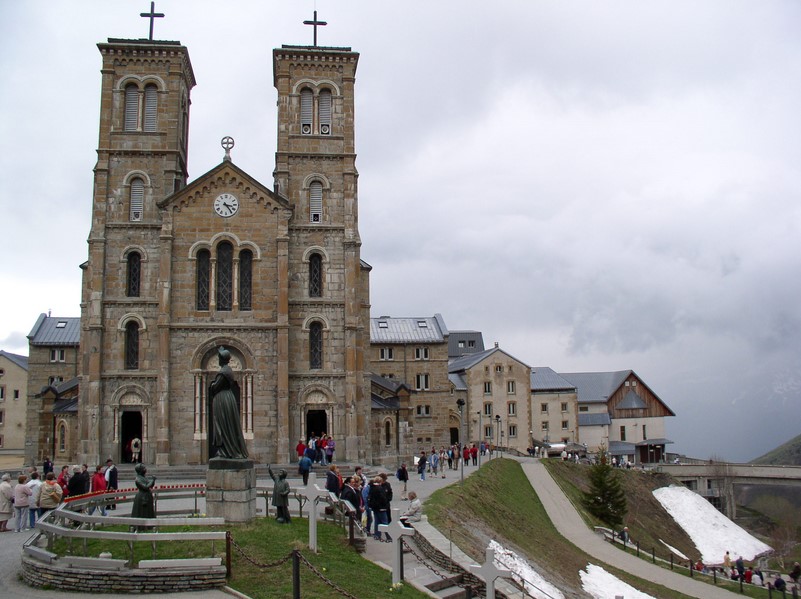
left=396, top=463, right=409, bottom=499
left=417, top=451, right=427, bottom=481
left=37, top=472, right=63, bottom=516
left=14, top=474, right=32, bottom=532
left=0, top=474, right=14, bottom=532
left=26, top=472, right=43, bottom=527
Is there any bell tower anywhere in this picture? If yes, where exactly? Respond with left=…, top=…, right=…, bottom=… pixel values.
left=79, top=36, right=195, bottom=465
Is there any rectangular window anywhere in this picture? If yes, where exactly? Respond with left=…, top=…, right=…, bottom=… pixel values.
left=620, top=425, right=626, bottom=441
left=50, top=349, right=66, bottom=363
left=458, top=341, right=465, bottom=348
left=378, top=321, right=388, bottom=328
left=631, top=381, right=637, bottom=387
left=48, top=376, right=62, bottom=386
left=508, top=402, right=516, bottom=416
left=415, top=347, right=429, bottom=360
left=382, top=373, right=394, bottom=380
left=507, top=380, right=516, bottom=394
left=0, top=386, right=4, bottom=400
left=483, top=403, right=492, bottom=416
left=541, top=421, right=549, bottom=431
left=13, top=389, right=19, bottom=400
left=484, top=425, right=493, bottom=439
left=483, top=381, right=492, bottom=394
left=417, top=320, right=428, bottom=328
left=416, top=405, right=431, bottom=416
left=0, top=410, right=3, bottom=424
left=508, top=425, right=517, bottom=438
left=540, top=403, right=548, bottom=414
left=561, top=420, right=569, bottom=430
left=642, top=425, right=647, bottom=440
left=468, top=340, right=475, bottom=348
left=579, top=406, right=589, bottom=412
left=415, top=373, right=430, bottom=391
left=379, top=347, right=394, bottom=361
left=561, top=402, right=568, bottom=412
left=495, top=365, right=503, bottom=373
left=56, top=321, right=67, bottom=328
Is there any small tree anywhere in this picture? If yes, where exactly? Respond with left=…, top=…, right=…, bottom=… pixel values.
left=582, top=449, right=628, bottom=528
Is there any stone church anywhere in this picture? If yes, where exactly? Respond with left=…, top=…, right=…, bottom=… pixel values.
left=77, top=31, right=371, bottom=466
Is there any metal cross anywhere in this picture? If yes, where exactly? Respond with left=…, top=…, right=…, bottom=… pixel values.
left=140, top=1, right=165, bottom=41
left=221, top=136, right=235, bottom=161
left=303, top=10, right=327, bottom=47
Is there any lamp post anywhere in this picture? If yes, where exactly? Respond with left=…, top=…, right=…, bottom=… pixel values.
left=495, top=414, right=501, bottom=458
left=457, top=398, right=465, bottom=484
left=477, top=411, right=483, bottom=467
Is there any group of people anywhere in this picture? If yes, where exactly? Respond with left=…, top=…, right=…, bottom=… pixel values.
left=717, top=551, right=800, bottom=590
left=415, top=443, right=481, bottom=481
left=0, top=457, right=119, bottom=532
left=296, top=433, right=336, bottom=468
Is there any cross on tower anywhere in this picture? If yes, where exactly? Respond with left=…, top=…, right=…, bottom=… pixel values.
left=303, top=10, right=327, bottom=47
left=140, top=1, right=165, bottom=41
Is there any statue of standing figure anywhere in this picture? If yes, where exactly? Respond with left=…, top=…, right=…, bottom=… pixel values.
left=131, top=463, right=156, bottom=521
left=268, top=465, right=291, bottom=523
left=208, top=346, right=249, bottom=460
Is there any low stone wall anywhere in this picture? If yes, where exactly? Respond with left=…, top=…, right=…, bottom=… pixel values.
left=21, top=556, right=227, bottom=593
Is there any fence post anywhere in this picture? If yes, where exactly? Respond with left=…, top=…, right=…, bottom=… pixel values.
left=670, top=554, right=673, bottom=570
left=651, top=547, right=655, bottom=563
left=292, top=550, right=301, bottom=599
left=225, top=532, right=231, bottom=578
left=713, top=568, right=717, bottom=584
left=689, top=561, right=693, bottom=577
left=348, top=512, right=355, bottom=546
left=636, top=541, right=640, bottom=557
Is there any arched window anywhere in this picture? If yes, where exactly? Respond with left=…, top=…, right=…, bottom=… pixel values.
left=130, top=177, right=144, bottom=221
left=309, top=322, right=323, bottom=369
left=126, top=251, right=141, bottom=297
left=216, top=242, right=233, bottom=311
left=385, top=420, right=392, bottom=446
left=239, top=249, right=253, bottom=311
left=309, top=253, right=322, bottom=297
left=196, top=249, right=210, bottom=310
left=143, top=84, right=158, bottom=132
left=300, top=88, right=313, bottom=134
left=318, top=89, right=331, bottom=135
left=58, top=422, right=66, bottom=453
left=125, top=321, right=139, bottom=370
left=310, top=181, right=322, bottom=223
left=124, top=83, right=139, bottom=131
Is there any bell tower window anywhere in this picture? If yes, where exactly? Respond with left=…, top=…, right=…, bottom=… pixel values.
left=309, top=253, right=323, bottom=297
left=129, top=178, right=144, bottom=221
left=126, top=251, right=141, bottom=297
left=309, top=322, right=323, bottom=369
left=318, top=89, right=331, bottom=135
left=310, top=181, right=322, bottom=223
left=124, top=83, right=139, bottom=131
left=300, top=88, right=313, bottom=135
left=125, top=321, right=140, bottom=370
left=239, top=249, right=253, bottom=311
left=196, top=249, right=210, bottom=310
left=216, top=241, right=233, bottom=311
left=143, top=84, right=158, bottom=132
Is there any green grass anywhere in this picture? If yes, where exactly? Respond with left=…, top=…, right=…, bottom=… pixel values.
left=49, top=520, right=429, bottom=599
left=426, top=458, right=698, bottom=598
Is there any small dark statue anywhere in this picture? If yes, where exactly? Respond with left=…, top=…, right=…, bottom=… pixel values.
left=268, top=465, right=291, bottom=523
left=131, top=463, right=156, bottom=519
left=208, top=346, right=249, bottom=460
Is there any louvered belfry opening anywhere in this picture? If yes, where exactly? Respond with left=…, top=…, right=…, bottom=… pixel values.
left=143, top=84, right=158, bottom=132
left=300, top=87, right=313, bottom=134
left=309, top=181, right=322, bottom=222
left=318, top=89, right=331, bottom=135
left=129, top=178, right=144, bottom=221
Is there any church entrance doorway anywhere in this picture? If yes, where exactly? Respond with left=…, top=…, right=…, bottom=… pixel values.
left=306, top=409, right=327, bottom=439
left=120, top=411, right=143, bottom=463
left=450, top=427, right=459, bottom=445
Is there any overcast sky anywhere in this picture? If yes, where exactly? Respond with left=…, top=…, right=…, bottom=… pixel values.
left=2, top=1, right=800, bottom=462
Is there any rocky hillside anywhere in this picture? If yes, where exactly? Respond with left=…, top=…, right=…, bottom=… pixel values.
left=751, top=432, right=801, bottom=465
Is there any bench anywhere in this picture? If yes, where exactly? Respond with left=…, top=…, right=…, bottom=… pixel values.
left=138, top=558, right=223, bottom=569
left=61, top=555, right=129, bottom=570
left=24, top=545, right=58, bottom=564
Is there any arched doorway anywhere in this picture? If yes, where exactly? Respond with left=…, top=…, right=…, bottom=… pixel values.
left=306, top=409, right=327, bottom=439
left=450, top=427, right=459, bottom=445
left=121, top=411, right=143, bottom=463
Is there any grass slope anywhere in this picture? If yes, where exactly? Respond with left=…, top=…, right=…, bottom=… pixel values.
left=425, top=458, right=696, bottom=598
left=751, top=431, right=801, bottom=465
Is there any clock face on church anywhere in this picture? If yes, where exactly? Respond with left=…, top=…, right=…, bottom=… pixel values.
left=213, top=193, right=239, bottom=218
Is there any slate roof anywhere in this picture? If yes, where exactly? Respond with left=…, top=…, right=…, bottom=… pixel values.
left=531, top=367, right=576, bottom=392
left=0, top=350, right=28, bottom=370
left=617, top=389, right=647, bottom=410
left=370, top=314, right=448, bottom=344
left=448, top=372, right=467, bottom=391
left=27, top=314, right=80, bottom=347
left=448, top=330, right=485, bottom=359
left=371, top=396, right=400, bottom=410
left=448, top=346, right=530, bottom=373
left=608, top=441, right=636, bottom=455
left=53, top=397, right=79, bottom=413
left=559, top=371, right=632, bottom=403
left=369, top=373, right=408, bottom=394
left=578, top=413, right=612, bottom=427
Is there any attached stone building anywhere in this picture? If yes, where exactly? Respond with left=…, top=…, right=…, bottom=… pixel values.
left=530, top=366, right=580, bottom=451
left=0, top=350, right=29, bottom=459
left=75, top=34, right=370, bottom=466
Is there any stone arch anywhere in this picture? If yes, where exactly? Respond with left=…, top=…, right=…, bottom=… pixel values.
left=192, top=336, right=255, bottom=372
left=120, top=245, right=148, bottom=263
left=302, top=246, right=329, bottom=263
left=116, top=74, right=167, bottom=91
left=122, top=170, right=153, bottom=188
left=111, top=383, right=152, bottom=406
left=301, top=173, right=331, bottom=191
left=117, top=313, right=147, bottom=331
left=291, top=78, right=341, bottom=96
left=302, top=315, right=330, bottom=331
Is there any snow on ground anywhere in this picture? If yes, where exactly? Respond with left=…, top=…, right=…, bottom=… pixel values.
left=659, top=539, right=689, bottom=561
left=653, top=485, right=772, bottom=563
left=580, top=564, right=656, bottom=599
left=489, top=540, right=565, bottom=599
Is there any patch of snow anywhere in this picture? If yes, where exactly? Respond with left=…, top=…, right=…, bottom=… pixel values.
left=659, top=539, right=689, bottom=561
left=652, top=485, right=772, bottom=563
left=488, top=540, right=565, bottom=599
left=580, top=564, right=656, bottom=599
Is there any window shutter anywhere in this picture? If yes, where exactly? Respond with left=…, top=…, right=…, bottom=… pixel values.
left=124, top=84, right=139, bottom=131
left=318, top=89, right=331, bottom=135
left=130, top=178, right=144, bottom=221
left=309, top=181, right=322, bottom=223
left=300, top=88, right=313, bottom=134
left=143, top=85, right=158, bottom=132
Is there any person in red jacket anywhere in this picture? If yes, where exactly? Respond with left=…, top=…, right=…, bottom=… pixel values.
left=463, top=445, right=470, bottom=465
left=89, top=465, right=107, bottom=516
left=470, top=444, right=478, bottom=465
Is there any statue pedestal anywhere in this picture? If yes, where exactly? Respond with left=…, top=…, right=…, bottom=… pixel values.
left=206, top=458, right=256, bottom=523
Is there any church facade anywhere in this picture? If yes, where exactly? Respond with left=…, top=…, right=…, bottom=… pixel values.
left=77, top=35, right=371, bottom=466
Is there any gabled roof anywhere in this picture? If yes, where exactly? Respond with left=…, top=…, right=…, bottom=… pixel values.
left=617, top=389, right=647, bottom=410
left=578, top=413, right=612, bottom=427
left=559, top=371, right=632, bottom=403
left=369, top=372, right=409, bottom=394
left=370, top=314, right=448, bottom=344
left=448, top=346, right=530, bottom=374
left=157, top=160, right=291, bottom=213
left=371, top=396, right=400, bottom=410
left=0, top=350, right=28, bottom=370
left=27, top=314, right=80, bottom=347
left=531, top=367, right=576, bottom=392
left=448, top=372, right=467, bottom=391
left=53, top=397, right=79, bottom=414
left=448, top=330, right=485, bottom=359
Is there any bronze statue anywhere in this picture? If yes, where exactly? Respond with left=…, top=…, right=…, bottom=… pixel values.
left=268, top=465, right=291, bottom=523
left=208, top=346, right=249, bottom=460
left=131, top=463, right=156, bottom=519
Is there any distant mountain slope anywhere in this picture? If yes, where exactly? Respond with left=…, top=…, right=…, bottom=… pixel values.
left=751, top=432, right=801, bottom=465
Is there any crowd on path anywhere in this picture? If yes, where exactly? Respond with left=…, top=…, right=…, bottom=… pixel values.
left=0, top=456, right=119, bottom=532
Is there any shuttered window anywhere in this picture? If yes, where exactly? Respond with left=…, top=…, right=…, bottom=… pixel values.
left=309, top=181, right=322, bottom=223
left=143, top=84, right=158, bottom=132
left=130, top=178, right=144, bottom=221
left=318, top=89, right=331, bottom=135
left=124, top=84, right=139, bottom=131
left=300, top=88, right=313, bottom=134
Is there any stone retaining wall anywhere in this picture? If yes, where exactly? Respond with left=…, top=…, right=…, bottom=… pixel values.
left=21, top=556, right=227, bottom=593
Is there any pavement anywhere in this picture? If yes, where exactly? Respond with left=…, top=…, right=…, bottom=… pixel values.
left=0, top=455, right=743, bottom=598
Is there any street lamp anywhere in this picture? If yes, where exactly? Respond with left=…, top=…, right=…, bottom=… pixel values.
left=477, top=411, right=483, bottom=467
left=457, top=398, right=465, bottom=484
left=495, top=414, right=501, bottom=458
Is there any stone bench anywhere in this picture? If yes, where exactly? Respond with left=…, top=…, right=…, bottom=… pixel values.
left=138, top=557, right=223, bottom=569
left=61, top=555, right=129, bottom=570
